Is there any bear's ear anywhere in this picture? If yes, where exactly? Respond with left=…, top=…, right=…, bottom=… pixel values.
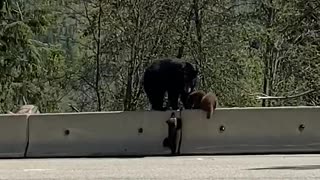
left=189, top=68, right=198, bottom=78
left=194, top=69, right=199, bottom=76
left=183, top=62, right=198, bottom=75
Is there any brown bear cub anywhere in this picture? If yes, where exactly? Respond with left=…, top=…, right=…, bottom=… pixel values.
left=185, top=90, right=206, bottom=109
left=200, top=92, right=217, bottom=119
left=186, top=90, right=217, bottom=119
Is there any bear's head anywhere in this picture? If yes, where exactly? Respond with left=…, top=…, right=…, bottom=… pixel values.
left=183, top=62, right=198, bottom=94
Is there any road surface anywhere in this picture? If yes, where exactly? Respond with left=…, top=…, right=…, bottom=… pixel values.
left=1, top=155, right=320, bottom=179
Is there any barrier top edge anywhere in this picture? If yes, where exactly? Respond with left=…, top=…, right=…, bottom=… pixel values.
left=2, top=106, right=318, bottom=116
left=218, top=106, right=320, bottom=110
left=0, top=114, right=29, bottom=117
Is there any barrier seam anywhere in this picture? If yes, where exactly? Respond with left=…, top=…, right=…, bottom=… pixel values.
left=23, top=115, right=30, bottom=158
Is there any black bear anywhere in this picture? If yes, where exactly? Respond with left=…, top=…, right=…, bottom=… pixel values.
left=143, top=58, right=198, bottom=111
left=185, top=90, right=217, bottom=119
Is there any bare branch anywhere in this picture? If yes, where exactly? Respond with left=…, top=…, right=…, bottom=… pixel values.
left=80, top=76, right=96, bottom=90
left=68, top=104, right=80, bottom=112
left=22, top=96, right=28, bottom=105
left=16, top=2, right=23, bottom=21
left=256, top=89, right=318, bottom=100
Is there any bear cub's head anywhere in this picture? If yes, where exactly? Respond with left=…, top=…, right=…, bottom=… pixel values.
left=184, top=90, right=206, bottom=109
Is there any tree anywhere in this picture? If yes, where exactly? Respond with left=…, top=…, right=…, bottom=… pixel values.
left=0, top=0, right=68, bottom=112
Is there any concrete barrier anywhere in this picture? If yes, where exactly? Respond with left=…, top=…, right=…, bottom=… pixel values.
left=0, top=114, right=28, bottom=157
left=180, top=106, right=320, bottom=155
left=26, top=111, right=175, bottom=157
left=24, top=106, right=320, bottom=157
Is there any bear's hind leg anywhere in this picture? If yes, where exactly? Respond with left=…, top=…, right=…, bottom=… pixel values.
left=148, top=90, right=166, bottom=111
left=168, top=90, right=180, bottom=110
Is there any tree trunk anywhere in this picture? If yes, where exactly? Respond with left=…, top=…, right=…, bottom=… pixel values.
left=262, top=0, right=275, bottom=107
left=193, top=0, right=207, bottom=88
left=176, top=3, right=193, bottom=59
left=94, top=0, right=103, bottom=111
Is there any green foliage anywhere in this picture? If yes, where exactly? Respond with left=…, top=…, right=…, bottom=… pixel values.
left=0, top=0, right=68, bottom=113
left=1, top=0, right=320, bottom=112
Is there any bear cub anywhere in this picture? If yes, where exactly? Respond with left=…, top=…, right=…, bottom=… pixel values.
left=186, top=90, right=217, bottom=119
left=185, top=90, right=206, bottom=109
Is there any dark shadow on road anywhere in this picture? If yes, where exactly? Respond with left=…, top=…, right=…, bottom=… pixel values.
left=248, top=165, right=320, bottom=170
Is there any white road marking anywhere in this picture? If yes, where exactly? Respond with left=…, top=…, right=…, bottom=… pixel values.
left=23, top=169, right=53, bottom=172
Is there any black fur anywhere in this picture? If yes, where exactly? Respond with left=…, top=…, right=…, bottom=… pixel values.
left=143, top=58, right=198, bottom=110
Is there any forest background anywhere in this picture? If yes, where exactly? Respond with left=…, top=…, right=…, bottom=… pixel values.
left=1, top=0, right=319, bottom=113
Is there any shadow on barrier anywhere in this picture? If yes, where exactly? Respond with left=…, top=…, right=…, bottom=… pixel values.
left=18, top=154, right=184, bottom=159
left=248, top=164, right=320, bottom=170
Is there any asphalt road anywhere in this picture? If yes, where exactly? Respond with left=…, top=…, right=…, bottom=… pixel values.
left=1, top=155, right=320, bottom=179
